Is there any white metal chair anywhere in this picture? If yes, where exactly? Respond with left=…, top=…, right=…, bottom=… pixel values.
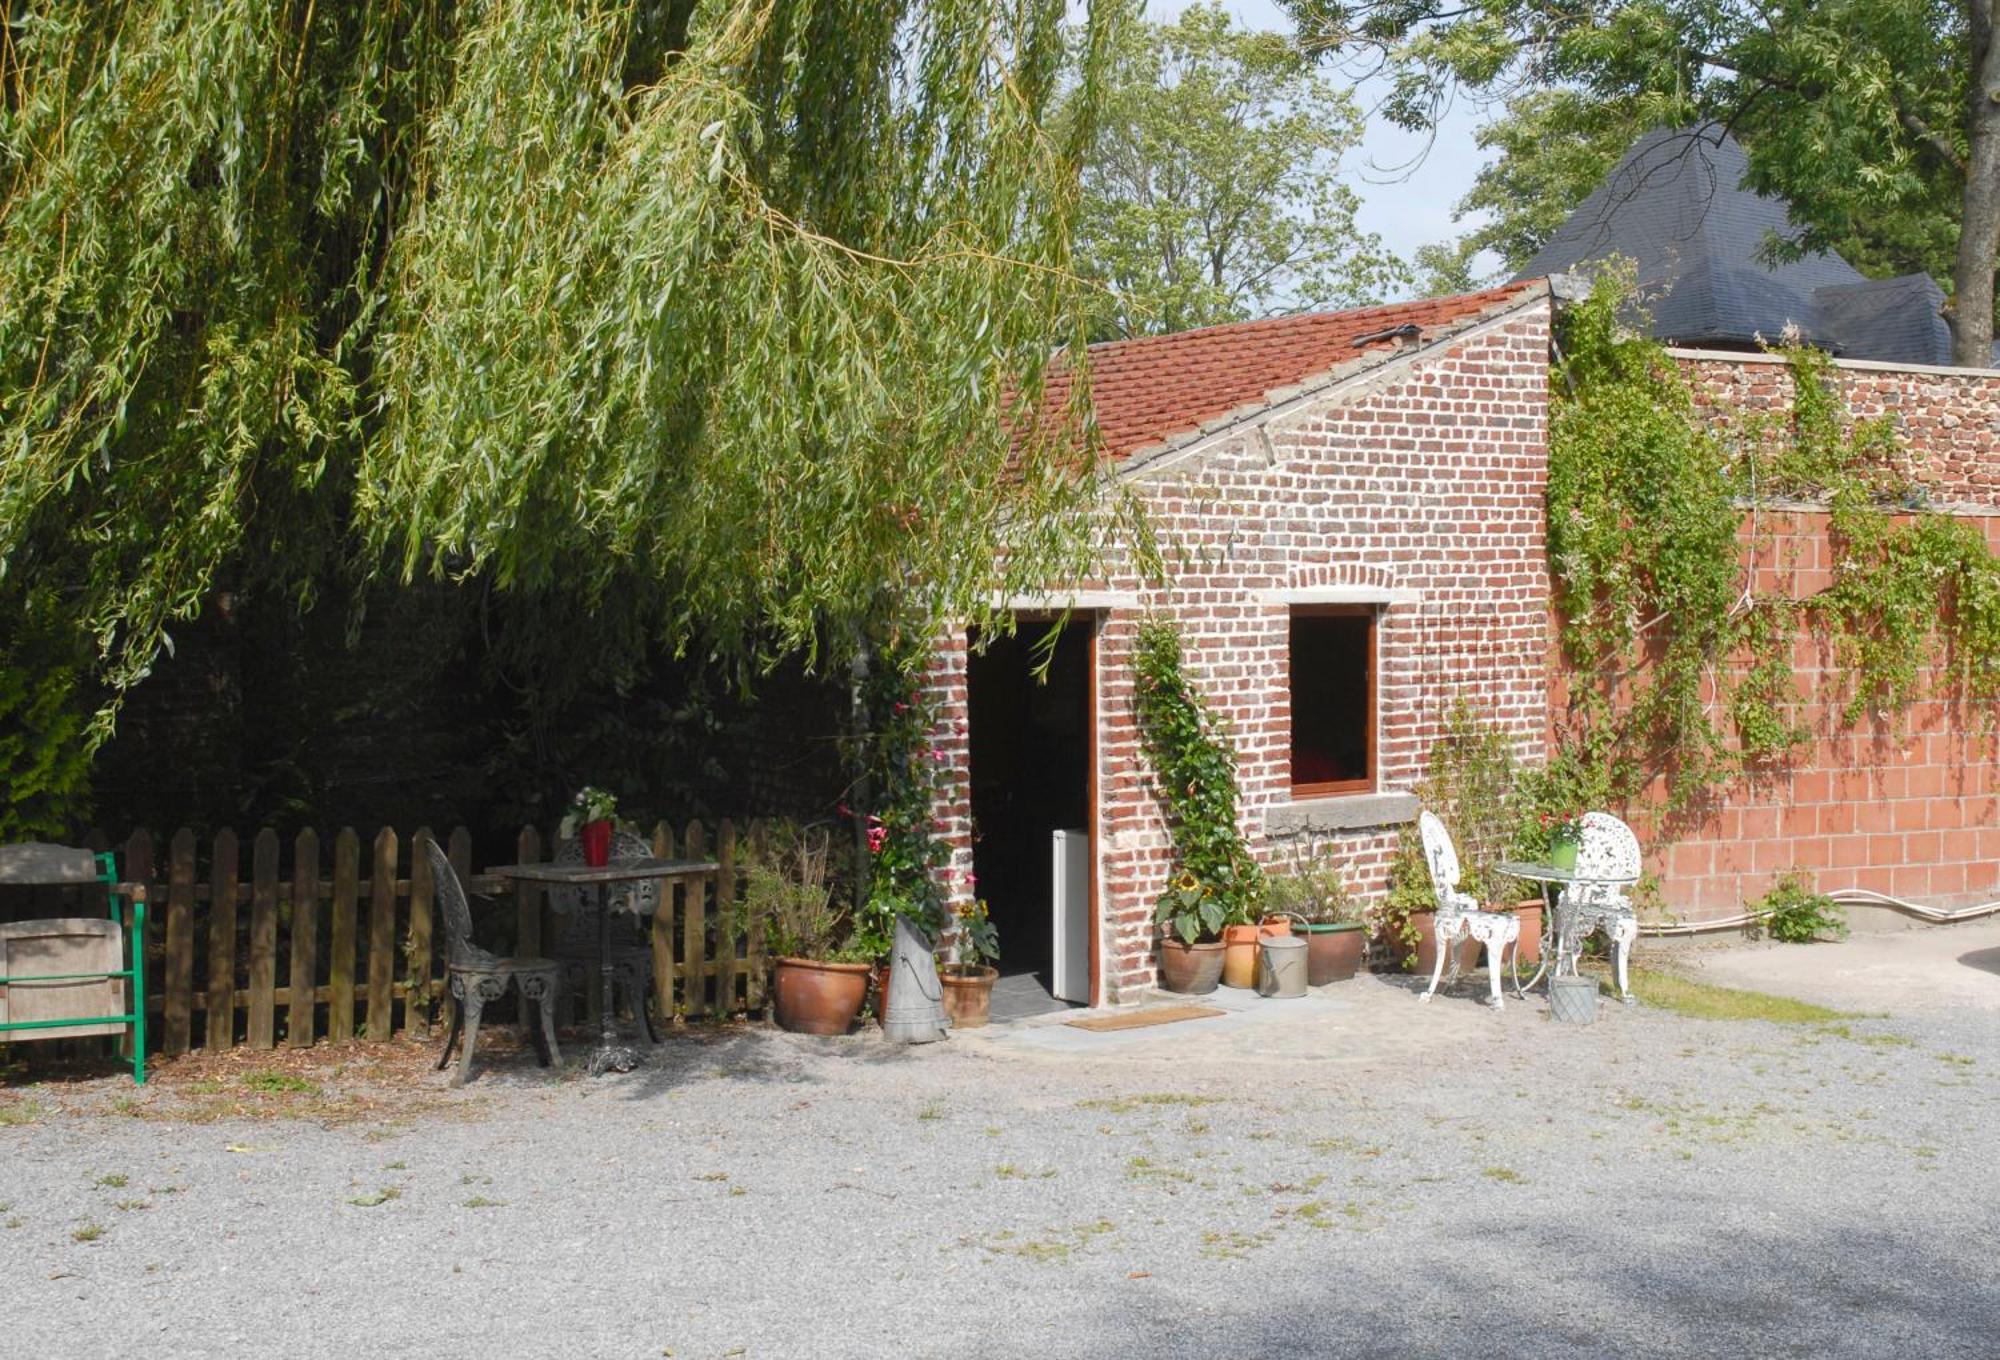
left=1558, top=811, right=1642, bottom=1004
left=1416, top=811, right=1519, bottom=1009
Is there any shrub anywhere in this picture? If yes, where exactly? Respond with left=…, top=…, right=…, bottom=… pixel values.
left=1751, top=873, right=1848, bottom=943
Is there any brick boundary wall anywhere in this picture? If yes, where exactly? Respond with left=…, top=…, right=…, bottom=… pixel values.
left=1628, top=353, right=2000, bottom=918
left=927, top=302, right=1555, bottom=1002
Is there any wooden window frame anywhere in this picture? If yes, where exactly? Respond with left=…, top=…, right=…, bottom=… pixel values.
left=1288, top=604, right=1376, bottom=799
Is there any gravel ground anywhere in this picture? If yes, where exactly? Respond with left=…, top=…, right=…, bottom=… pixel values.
left=4, top=949, right=1999, bottom=1360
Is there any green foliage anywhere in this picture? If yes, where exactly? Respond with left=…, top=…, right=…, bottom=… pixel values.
left=1262, top=839, right=1361, bottom=925
left=733, top=822, right=852, bottom=962
left=1750, top=872, right=1849, bottom=943
left=1065, top=1, right=1403, bottom=338
left=1133, top=618, right=1262, bottom=941
left=849, top=627, right=955, bottom=958
left=1376, top=702, right=1528, bottom=965
left=1, top=0, right=1121, bottom=750
left=0, top=602, right=92, bottom=840
left=948, top=898, right=1001, bottom=968
left=1284, top=0, right=1985, bottom=357
left=1540, top=271, right=2000, bottom=817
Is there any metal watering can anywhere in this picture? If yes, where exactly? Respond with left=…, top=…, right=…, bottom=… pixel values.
left=1256, top=912, right=1310, bottom=999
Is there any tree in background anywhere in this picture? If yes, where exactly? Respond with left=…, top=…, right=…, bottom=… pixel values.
left=0, top=1, right=1122, bottom=833
left=1067, top=1, right=1404, bottom=339
left=1282, top=0, right=1994, bottom=365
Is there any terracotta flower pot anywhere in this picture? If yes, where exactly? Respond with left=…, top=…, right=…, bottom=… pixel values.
left=1158, top=938, right=1225, bottom=994
left=1222, top=918, right=1291, bottom=989
left=939, top=964, right=998, bottom=1028
left=1297, top=922, right=1366, bottom=985
left=1405, top=910, right=1480, bottom=977
left=772, top=957, right=870, bottom=1035
left=872, top=963, right=891, bottom=1026
left=581, top=818, right=614, bottom=867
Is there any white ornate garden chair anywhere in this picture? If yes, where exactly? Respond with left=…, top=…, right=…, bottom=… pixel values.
left=1557, top=811, right=1642, bottom=1004
left=1417, top=810, right=1519, bottom=1009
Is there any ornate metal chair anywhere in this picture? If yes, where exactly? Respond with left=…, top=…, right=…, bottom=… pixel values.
left=1558, top=811, right=1642, bottom=1004
left=548, top=831, right=660, bottom=1042
left=425, top=840, right=562, bottom=1086
left=1416, top=810, right=1519, bottom=1009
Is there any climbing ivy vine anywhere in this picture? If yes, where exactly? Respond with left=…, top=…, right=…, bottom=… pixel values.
left=1547, top=269, right=2000, bottom=815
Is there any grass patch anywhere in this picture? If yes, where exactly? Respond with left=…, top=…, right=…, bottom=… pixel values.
left=242, top=1070, right=318, bottom=1095
left=346, top=1187, right=402, bottom=1208
left=1481, top=1166, right=1524, bottom=1184
left=1127, top=1156, right=1194, bottom=1185
left=92, top=1173, right=128, bottom=1189
left=1076, top=1092, right=1223, bottom=1114
left=916, top=1101, right=945, bottom=1122
left=1622, top=965, right=1852, bottom=1024
left=0, top=1098, right=48, bottom=1127
left=72, top=1221, right=105, bottom=1243
left=462, top=1196, right=507, bottom=1209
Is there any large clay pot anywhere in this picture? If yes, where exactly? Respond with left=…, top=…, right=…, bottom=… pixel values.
left=1511, top=900, right=1543, bottom=966
left=1297, top=922, right=1366, bottom=985
left=872, top=963, right=891, bottom=1026
left=1221, top=919, right=1291, bottom=989
left=1158, top=939, right=1225, bottom=994
left=939, top=964, right=998, bottom=1028
left=772, top=957, right=870, bottom=1035
left=1406, top=910, right=1479, bottom=977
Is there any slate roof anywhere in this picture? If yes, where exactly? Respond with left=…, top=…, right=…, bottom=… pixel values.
left=1514, top=126, right=1955, bottom=366
left=1033, top=282, right=1544, bottom=463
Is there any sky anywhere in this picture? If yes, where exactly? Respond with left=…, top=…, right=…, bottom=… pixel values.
left=1143, top=0, right=1495, bottom=284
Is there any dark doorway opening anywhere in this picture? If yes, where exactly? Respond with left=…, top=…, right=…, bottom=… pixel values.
left=966, top=618, right=1093, bottom=1011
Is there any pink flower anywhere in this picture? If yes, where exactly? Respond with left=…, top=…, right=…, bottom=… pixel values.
left=866, top=826, right=888, bottom=854
left=893, top=701, right=908, bottom=714
left=964, top=873, right=977, bottom=889
left=836, top=801, right=851, bottom=819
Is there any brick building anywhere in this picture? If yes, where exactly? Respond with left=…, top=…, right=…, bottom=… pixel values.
left=922, top=282, right=2000, bottom=1007
left=923, top=282, right=1557, bottom=1005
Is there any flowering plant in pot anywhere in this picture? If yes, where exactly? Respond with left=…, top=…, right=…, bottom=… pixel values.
left=731, top=824, right=872, bottom=1035
left=1264, top=842, right=1366, bottom=985
left=937, top=898, right=1000, bottom=1028
left=559, top=786, right=619, bottom=866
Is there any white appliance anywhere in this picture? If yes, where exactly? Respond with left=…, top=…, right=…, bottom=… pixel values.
left=1051, top=829, right=1090, bottom=1004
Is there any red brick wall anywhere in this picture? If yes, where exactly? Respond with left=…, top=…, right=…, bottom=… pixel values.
left=1633, top=353, right=2000, bottom=917
left=927, top=303, right=1556, bottom=1001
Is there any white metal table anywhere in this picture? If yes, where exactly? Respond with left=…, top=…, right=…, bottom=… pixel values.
left=1493, top=859, right=1641, bottom=1001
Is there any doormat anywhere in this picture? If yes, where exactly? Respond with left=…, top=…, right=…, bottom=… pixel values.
left=1065, top=1005, right=1225, bottom=1033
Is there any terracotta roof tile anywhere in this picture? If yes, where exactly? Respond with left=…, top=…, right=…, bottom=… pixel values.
left=1035, top=283, right=1543, bottom=463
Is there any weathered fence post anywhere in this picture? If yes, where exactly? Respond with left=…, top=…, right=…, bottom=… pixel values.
left=367, top=827, right=397, bottom=1041
left=289, top=829, right=319, bottom=1048
left=247, top=829, right=279, bottom=1048
left=330, top=829, right=359, bottom=1042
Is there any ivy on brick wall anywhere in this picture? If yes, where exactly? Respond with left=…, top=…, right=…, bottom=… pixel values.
left=1549, top=268, right=2000, bottom=815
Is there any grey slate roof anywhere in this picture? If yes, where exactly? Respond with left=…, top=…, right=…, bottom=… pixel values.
left=1513, top=126, right=1956, bottom=366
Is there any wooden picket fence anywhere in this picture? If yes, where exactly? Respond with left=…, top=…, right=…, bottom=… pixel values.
left=78, top=820, right=769, bottom=1058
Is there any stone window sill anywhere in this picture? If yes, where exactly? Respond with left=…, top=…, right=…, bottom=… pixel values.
left=1264, top=791, right=1420, bottom=836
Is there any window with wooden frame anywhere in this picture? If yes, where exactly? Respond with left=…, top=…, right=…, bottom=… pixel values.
left=1289, top=606, right=1375, bottom=796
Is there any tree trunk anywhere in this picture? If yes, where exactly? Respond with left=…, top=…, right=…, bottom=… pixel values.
left=1953, top=0, right=2000, bottom=367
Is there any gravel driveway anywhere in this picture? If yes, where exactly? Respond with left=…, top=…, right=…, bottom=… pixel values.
left=4, top=942, right=1998, bottom=1359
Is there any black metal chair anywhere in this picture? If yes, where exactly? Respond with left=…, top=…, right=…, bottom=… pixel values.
left=425, top=840, right=563, bottom=1086
left=548, top=831, right=661, bottom=1042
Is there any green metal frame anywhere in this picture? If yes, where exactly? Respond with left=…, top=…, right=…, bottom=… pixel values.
left=0, top=850, right=147, bottom=1084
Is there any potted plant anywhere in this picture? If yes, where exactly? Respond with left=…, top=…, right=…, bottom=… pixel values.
left=1539, top=808, right=1585, bottom=873
left=734, top=824, right=872, bottom=1035
left=937, top=898, right=999, bottom=1027
left=560, top=785, right=619, bottom=867
left=1133, top=620, right=1265, bottom=994
left=1154, top=874, right=1226, bottom=994
left=1265, top=845, right=1366, bottom=985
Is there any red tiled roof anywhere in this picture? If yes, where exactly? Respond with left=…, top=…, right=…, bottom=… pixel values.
left=1036, top=282, right=1544, bottom=463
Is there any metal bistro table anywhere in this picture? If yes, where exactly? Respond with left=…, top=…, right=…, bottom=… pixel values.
left=485, top=857, right=716, bottom=1075
left=1493, top=859, right=1641, bottom=1001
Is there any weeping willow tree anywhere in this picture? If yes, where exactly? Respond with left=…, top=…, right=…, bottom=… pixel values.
left=0, top=0, right=1119, bottom=827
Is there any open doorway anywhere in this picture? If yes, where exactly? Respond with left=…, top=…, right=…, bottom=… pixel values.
left=965, top=616, right=1095, bottom=1017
